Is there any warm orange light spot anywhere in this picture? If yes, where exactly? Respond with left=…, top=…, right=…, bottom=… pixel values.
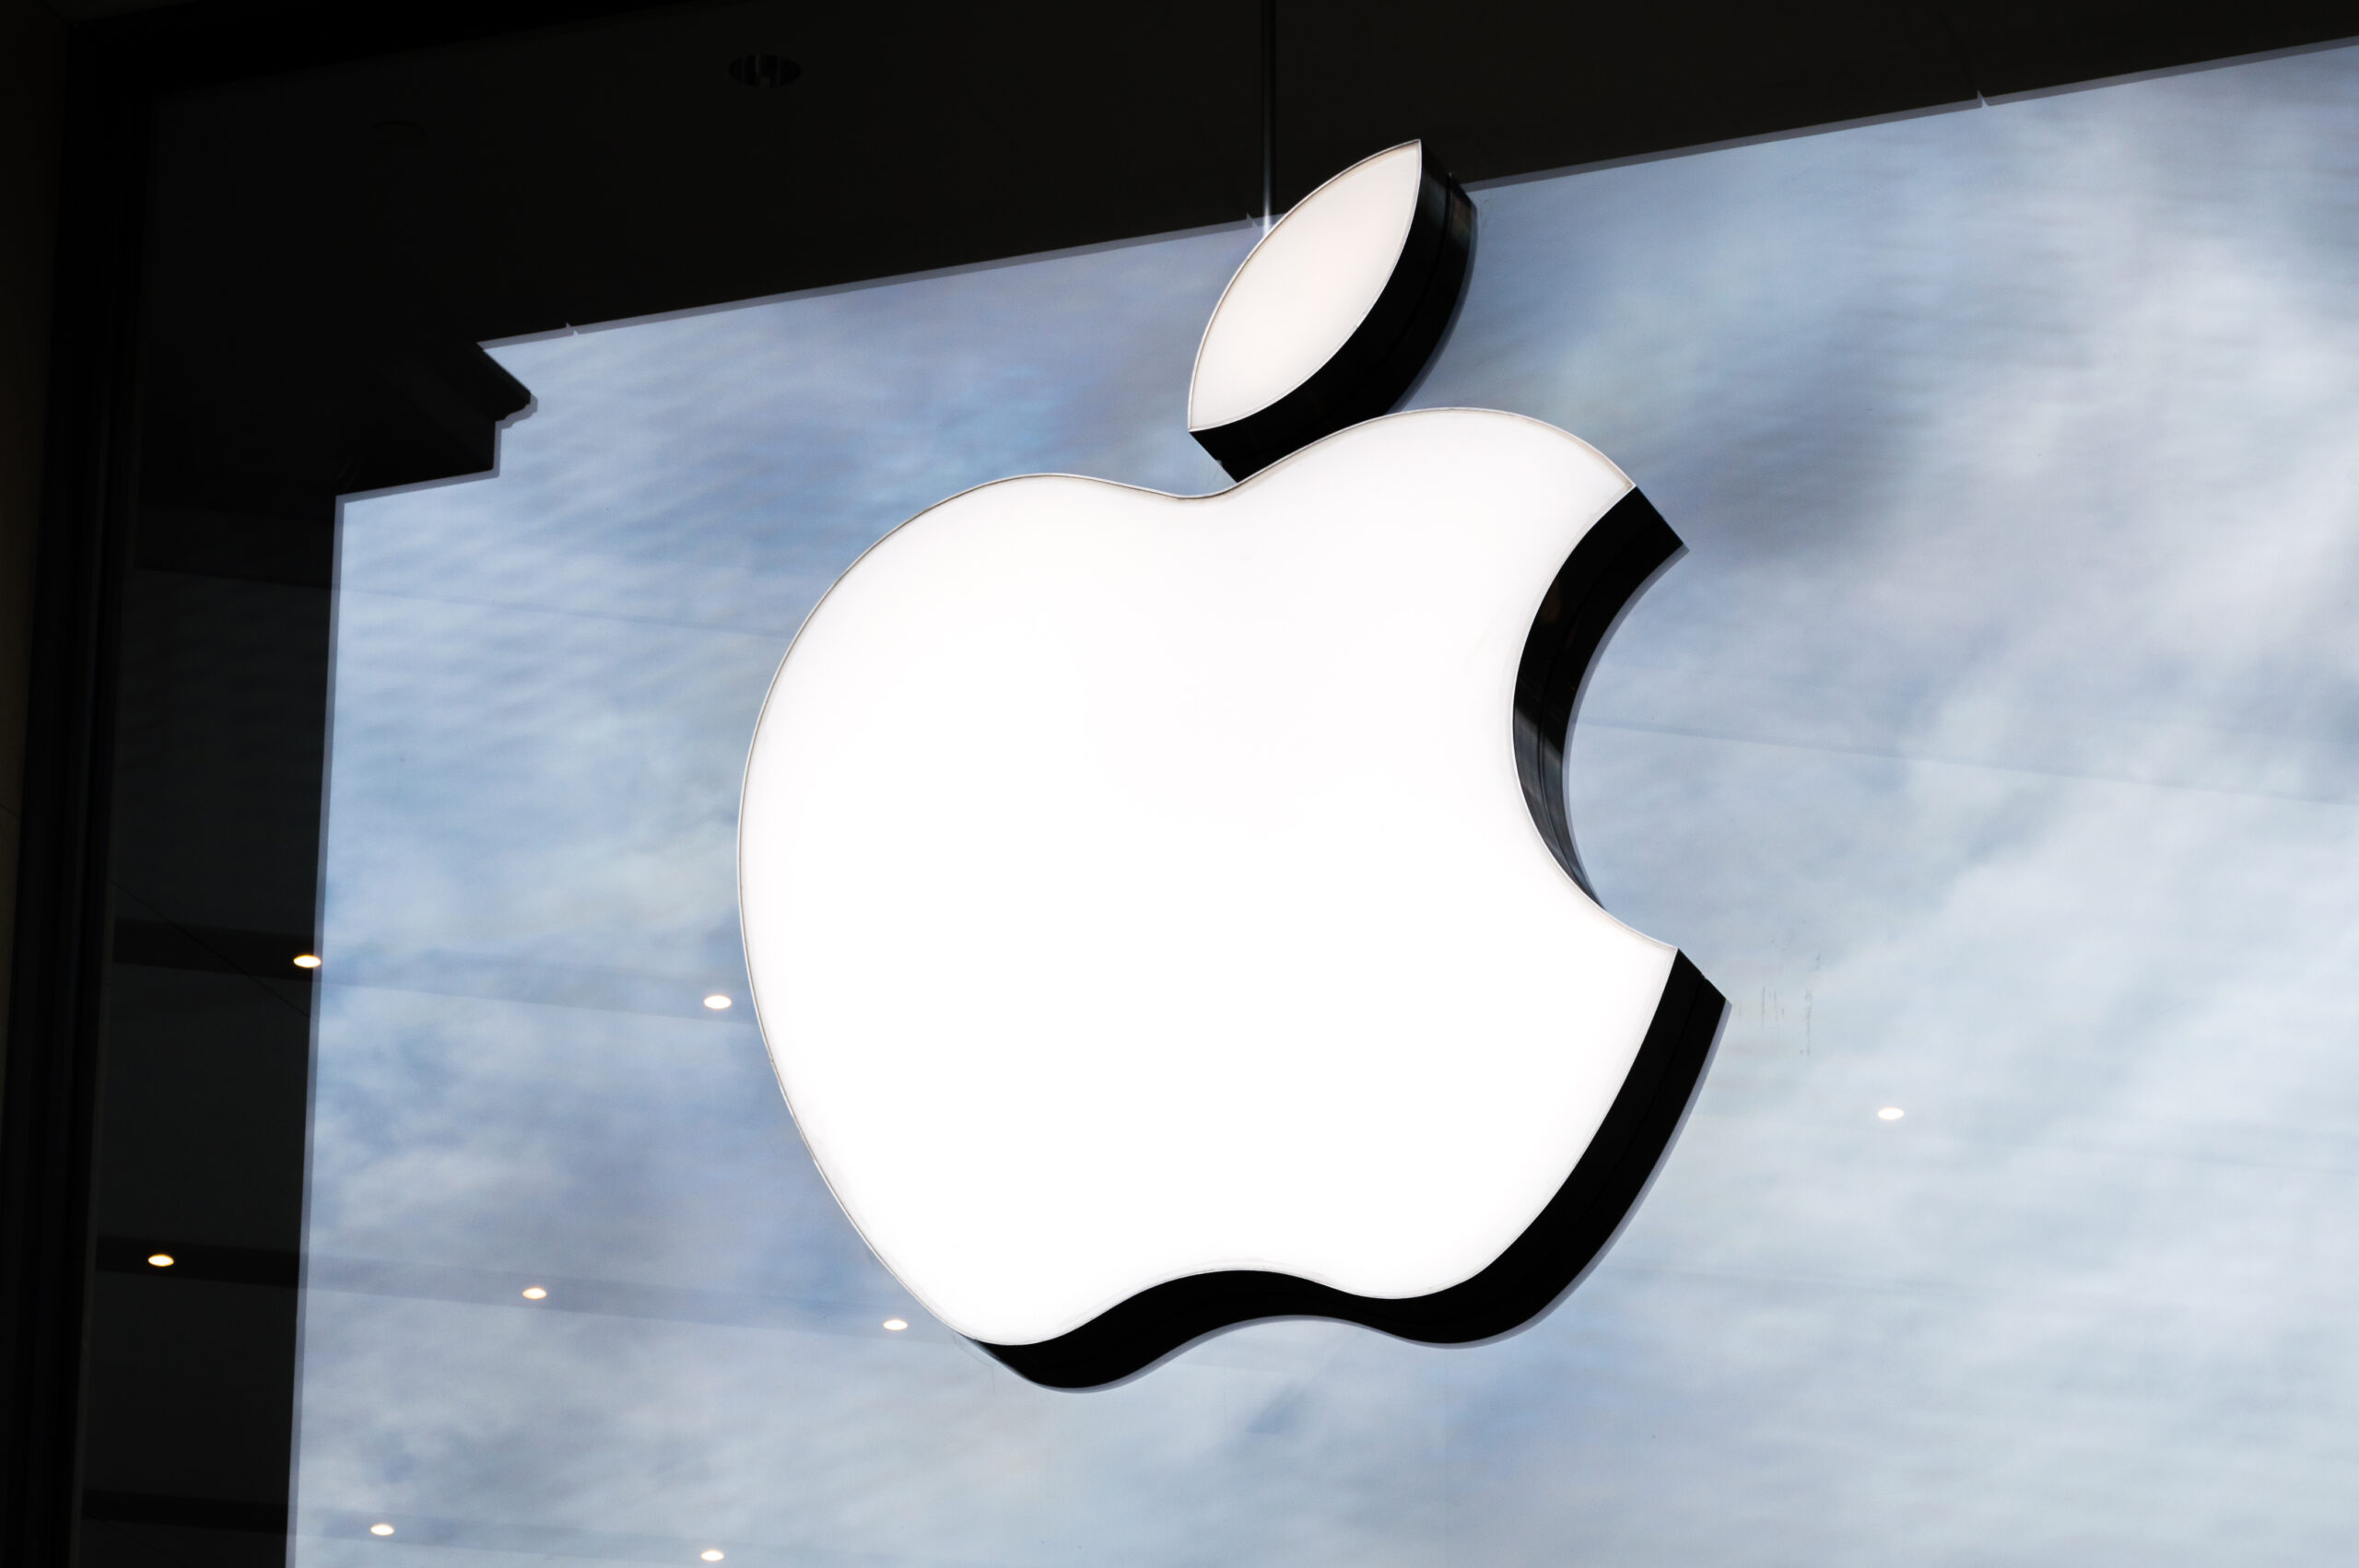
left=370, top=1523, right=395, bottom=1537
left=293, top=954, right=323, bottom=969
left=882, top=1317, right=909, bottom=1331
left=147, top=1253, right=175, bottom=1268
left=522, top=1286, right=548, bottom=1300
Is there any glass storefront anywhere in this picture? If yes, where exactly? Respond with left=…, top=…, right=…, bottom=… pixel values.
left=299, top=44, right=2359, bottom=1563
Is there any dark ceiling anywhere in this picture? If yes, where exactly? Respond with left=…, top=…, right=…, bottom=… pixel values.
left=123, top=0, right=2359, bottom=516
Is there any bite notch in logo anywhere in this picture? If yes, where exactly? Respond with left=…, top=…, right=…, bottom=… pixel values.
left=741, top=142, right=1728, bottom=1390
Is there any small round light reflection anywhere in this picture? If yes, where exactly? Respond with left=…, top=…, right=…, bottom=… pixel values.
left=522, top=1286, right=548, bottom=1300
left=293, top=954, right=323, bottom=969
left=882, top=1317, right=909, bottom=1332
left=147, top=1253, right=175, bottom=1268
left=370, top=1522, right=395, bottom=1537
left=702, top=994, right=732, bottom=1011
left=701, top=1553, right=726, bottom=1563
left=1877, top=1106, right=1906, bottom=1121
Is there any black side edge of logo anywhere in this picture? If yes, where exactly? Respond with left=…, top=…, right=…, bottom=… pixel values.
left=1513, top=487, right=1686, bottom=899
left=979, top=490, right=1729, bottom=1389
left=1191, top=151, right=1477, bottom=482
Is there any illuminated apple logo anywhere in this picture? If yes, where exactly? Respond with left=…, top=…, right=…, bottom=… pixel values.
left=741, top=142, right=1726, bottom=1389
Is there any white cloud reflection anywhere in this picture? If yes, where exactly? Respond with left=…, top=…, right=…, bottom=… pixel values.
left=301, top=47, right=2359, bottom=1566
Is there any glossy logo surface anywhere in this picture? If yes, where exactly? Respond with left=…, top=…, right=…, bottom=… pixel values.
left=741, top=143, right=1726, bottom=1387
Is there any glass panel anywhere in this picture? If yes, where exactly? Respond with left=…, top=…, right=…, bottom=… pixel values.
left=299, top=46, right=2359, bottom=1563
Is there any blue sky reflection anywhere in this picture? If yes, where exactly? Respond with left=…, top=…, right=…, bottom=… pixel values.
left=301, top=46, right=2359, bottom=1566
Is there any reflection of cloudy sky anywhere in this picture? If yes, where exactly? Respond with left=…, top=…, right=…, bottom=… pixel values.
left=301, top=46, right=2359, bottom=1566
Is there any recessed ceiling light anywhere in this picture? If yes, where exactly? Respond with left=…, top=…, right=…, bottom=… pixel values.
left=726, top=53, right=800, bottom=89
left=882, top=1317, right=908, bottom=1331
left=293, top=954, right=323, bottom=969
left=370, top=1522, right=395, bottom=1536
left=147, top=1253, right=175, bottom=1268
left=521, top=1286, right=548, bottom=1300
left=701, top=1553, right=725, bottom=1563
left=1877, top=1106, right=1905, bottom=1121
left=703, top=994, right=732, bottom=1010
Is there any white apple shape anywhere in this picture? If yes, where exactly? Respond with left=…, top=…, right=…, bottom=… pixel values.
left=1190, top=141, right=1428, bottom=434
left=739, top=142, right=1723, bottom=1388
